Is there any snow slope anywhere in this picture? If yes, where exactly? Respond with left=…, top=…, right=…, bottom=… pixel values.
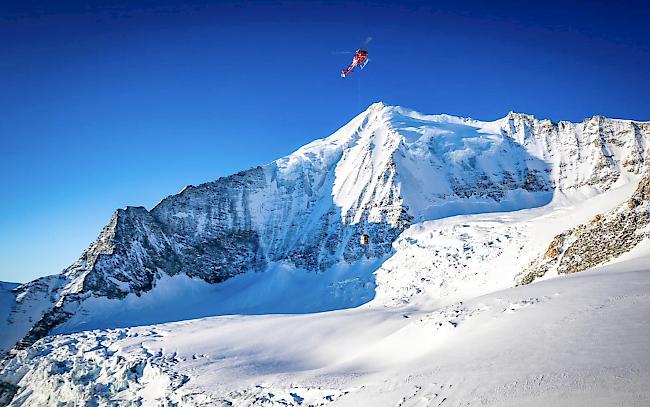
left=2, top=247, right=649, bottom=406
left=52, top=258, right=384, bottom=334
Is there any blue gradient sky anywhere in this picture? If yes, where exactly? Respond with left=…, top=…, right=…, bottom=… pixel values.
left=2, top=0, right=649, bottom=282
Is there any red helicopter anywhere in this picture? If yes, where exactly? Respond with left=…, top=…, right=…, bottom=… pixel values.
left=340, top=49, right=369, bottom=78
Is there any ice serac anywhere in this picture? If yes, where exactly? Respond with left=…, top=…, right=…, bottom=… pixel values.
left=3, top=103, right=650, bottom=355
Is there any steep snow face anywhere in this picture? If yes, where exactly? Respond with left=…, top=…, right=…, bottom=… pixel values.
left=389, top=108, right=553, bottom=220
left=387, top=106, right=649, bottom=219
left=3, top=103, right=649, bottom=354
left=150, top=107, right=409, bottom=275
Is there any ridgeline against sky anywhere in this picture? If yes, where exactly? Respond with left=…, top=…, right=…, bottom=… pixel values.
left=1, top=0, right=649, bottom=282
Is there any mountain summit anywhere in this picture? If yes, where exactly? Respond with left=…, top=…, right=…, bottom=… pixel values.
left=2, top=103, right=649, bottom=355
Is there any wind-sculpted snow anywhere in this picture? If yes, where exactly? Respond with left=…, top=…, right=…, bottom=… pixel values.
left=3, top=255, right=650, bottom=406
left=3, top=102, right=650, bottom=357
left=52, top=260, right=382, bottom=334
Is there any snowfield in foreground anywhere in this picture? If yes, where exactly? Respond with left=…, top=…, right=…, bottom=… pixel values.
left=3, top=247, right=650, bottom=406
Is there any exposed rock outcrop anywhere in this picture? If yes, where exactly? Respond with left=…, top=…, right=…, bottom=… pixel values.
left=519, top=173, right=650, bottom=285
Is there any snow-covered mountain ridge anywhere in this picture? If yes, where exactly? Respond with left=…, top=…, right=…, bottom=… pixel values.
left=2, top=102, right=649, bottom=357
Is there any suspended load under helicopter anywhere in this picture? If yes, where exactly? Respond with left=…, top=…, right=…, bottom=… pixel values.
left=341, top=49, right=369, bottom=78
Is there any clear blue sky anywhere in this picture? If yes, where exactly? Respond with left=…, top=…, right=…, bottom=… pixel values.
left=2, top=0, right=649, bottom=282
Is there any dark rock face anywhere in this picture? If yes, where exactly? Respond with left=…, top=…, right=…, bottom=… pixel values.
left=74, top=207, right=179, bottom=298
left=151, top=168, right=268, bottom=282
left=7, top=172, right=272, bottom=351
left=56, top=169, right=270, bottom=300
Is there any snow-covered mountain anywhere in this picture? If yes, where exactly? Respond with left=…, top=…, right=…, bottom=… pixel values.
left=2, top=103, right=650, bottom=406
left=3, top=102, right=649, bottom=351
